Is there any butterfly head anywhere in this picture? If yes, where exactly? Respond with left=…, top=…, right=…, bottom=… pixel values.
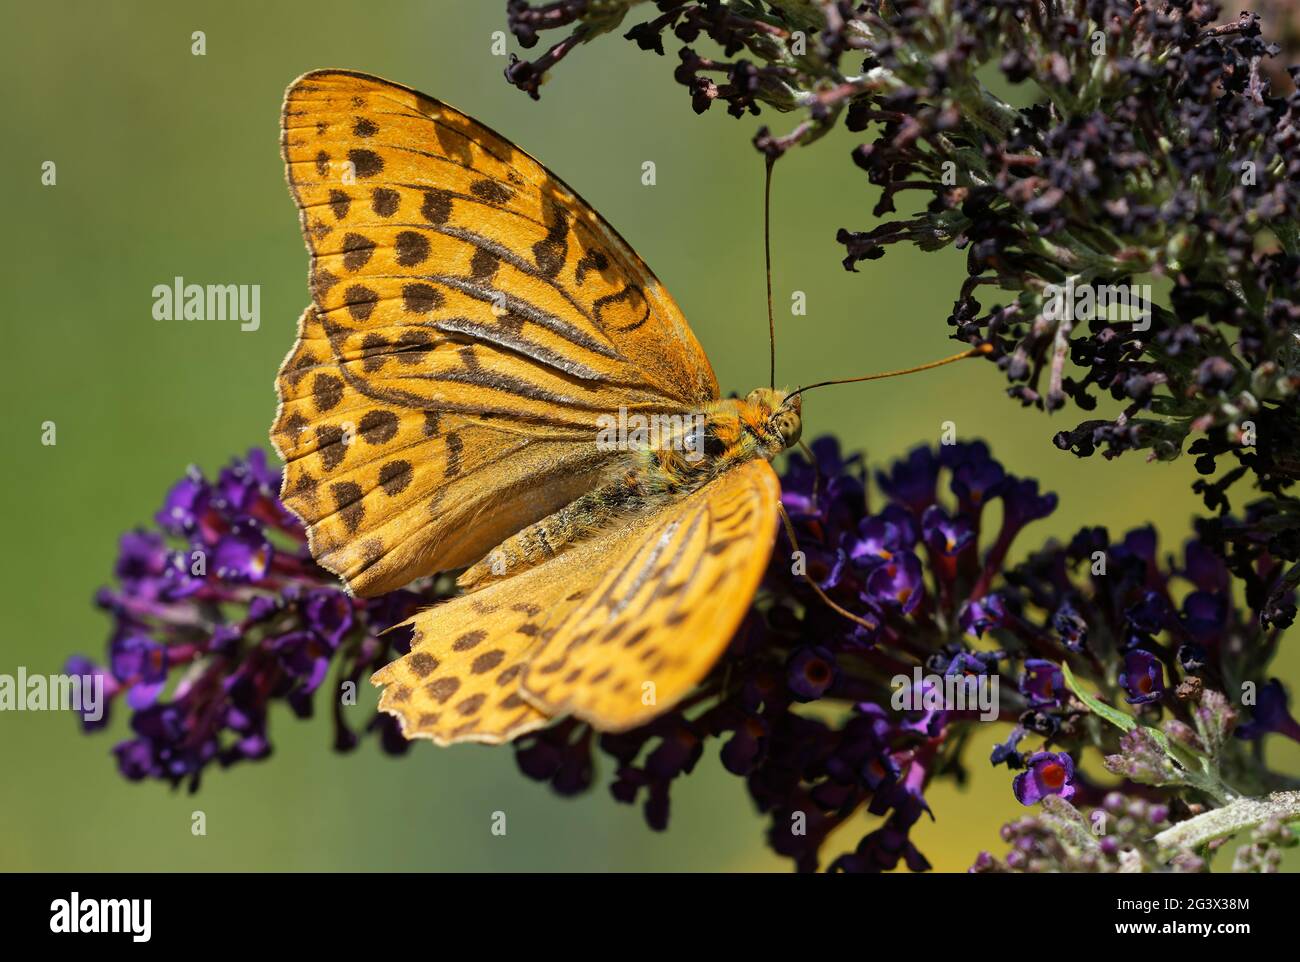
left=744, top=387, right=802, bottom=453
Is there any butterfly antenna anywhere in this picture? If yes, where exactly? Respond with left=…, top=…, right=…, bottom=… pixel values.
left=777, top=504, right=878, bottom=633
left=787, top=343, right=992, bottom=402
left=764, top=153, right=776, bottom=390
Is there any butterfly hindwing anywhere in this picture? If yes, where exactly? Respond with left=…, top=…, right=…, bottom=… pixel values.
left=273, top=70, right=720, bottom=596
left=520, top=458, right=782, bottom=731
left=372, top=527, right=622, bottom=744
left=372, top=459, right=780, bottom=743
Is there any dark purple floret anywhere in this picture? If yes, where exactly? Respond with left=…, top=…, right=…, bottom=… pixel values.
left=990, top=727, right=1027, bottom=769
left=876, top=446, right=940, bottom=513
left=786, top=646, right=838, bottom=701
left=1051, top=600, right=1089, bottom=651
left=865, top=551, right=925, bottom=614
left=1012, top=751, right=1076, bottom=805
left=960, top=594, right=1006, bottom=638
left=109, top=634, right=168, bottom=710
left=921, top=505, right=975, bottom=556
left=211, top=519, right=271, bottom=583
left=1125, top=592, right=1176, bottom=635
left=999, top=478, right=1059, bottom=534
left=949, top=449, right=1006, bottom=510
left=1119, top=648, right=1167, bottom=705
left=1019, top=659, right=1064, bottom=709
left=155, top=469, right=209, bottom=535
left=1182, top=591, right=1229, bottom=644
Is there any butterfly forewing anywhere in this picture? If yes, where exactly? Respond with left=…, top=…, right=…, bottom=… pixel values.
left=273, top=71, right=719, bottom=595
left=273, top=305, right=614, bottom=593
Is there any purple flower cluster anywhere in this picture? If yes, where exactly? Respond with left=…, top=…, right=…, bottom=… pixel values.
left=75, top=443, right=1298, bottom=870
left=72, top=451, right=443, bottom=789
left=973, top=791, right=1179, bottom=873
left=514, top=436, right=1300, bottom=870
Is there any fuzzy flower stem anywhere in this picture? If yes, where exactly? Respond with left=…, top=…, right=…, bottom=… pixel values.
left=1154, top=790, right=1300, bottom=857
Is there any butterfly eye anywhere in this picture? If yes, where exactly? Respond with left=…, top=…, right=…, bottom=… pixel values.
left=775, top=411, right=802, bottom=448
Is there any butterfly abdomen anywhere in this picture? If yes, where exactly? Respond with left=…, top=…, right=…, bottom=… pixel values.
left=458, top=471, right=653, bottom=590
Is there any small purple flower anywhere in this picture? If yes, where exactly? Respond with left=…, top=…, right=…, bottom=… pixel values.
left=1119, top=649, right=1166, bottom=705
left=155, top=468, right=211, bottom=536
left=1182, top=591, right=1228, bottom=644
left=942, top=650, right=999, bottom=676
left=780, top=436, right=863, bottom=521
left=1121, top=527, right=1158, bottom=565
left=1019, top=659, right=1064, bottom=708
left=999, top=477, right=1058, bottom=533
left=1051, top=600, right=1088, bottom=651
left=211, top=518, right=271, bottom=582
left=213, top=452, right=277, bottom=516
left=865, top=551, right=924, bottom=613
left=114, top=531, right=169, bottom=598
left=990, top=727, right=1027, bottom=768
left=720, top=716, right=768, bottom=775
left=850, top=506, right=916, bottom=567
left=159, top=549, right=206, bottom=601
left=921, top=504, right=974, bottom=556
left=1125, top=591, right=1175, bottom=634
left=959, top=594, right=1005, bottom=637
left=302, top=588, right=354, bottom=648
left=63, top=655, right=117, bottom=731
left=1111, top=527, right=1158, bottom=586
left=1177, top=643, right=1208, bottom=673
left=949, top=448, right=1006, bottom=511
left=860, top=750, right=902, bottom=791
left=876, top=446, right=939, bottom=513
left=1182, top=541, right=1229, bottom=594
left=109, top=634, right=168, bottom=709
left=273, top=630, right=333, bottom=706
left=1012, top=751, right=1076, bottom=805
left=786, top=646, right=837, bottom=701
left=896, top=677, right=948, bottom=737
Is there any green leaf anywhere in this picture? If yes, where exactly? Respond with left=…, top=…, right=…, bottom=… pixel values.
left=1062, top=662, right=1135, bottom=733
left=1063, top=663, right=1175, bottom=755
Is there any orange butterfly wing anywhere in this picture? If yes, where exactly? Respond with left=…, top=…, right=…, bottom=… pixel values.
left=272, top=70, right=718, bottom=596
left=520, top=458, right=781, bottom=730
left=372, top=459, right=781, bottom=741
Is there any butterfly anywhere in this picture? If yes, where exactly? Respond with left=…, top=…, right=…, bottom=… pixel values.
left=271, top=70, right=977, bottom=746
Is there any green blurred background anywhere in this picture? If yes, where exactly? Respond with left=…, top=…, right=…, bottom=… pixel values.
left=2, top=0, right=1295, bottom=872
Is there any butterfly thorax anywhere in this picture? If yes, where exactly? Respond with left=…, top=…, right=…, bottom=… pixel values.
left=458, top=390, right=800, bottom=590
left=639, top=388, right=801, bottom=493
